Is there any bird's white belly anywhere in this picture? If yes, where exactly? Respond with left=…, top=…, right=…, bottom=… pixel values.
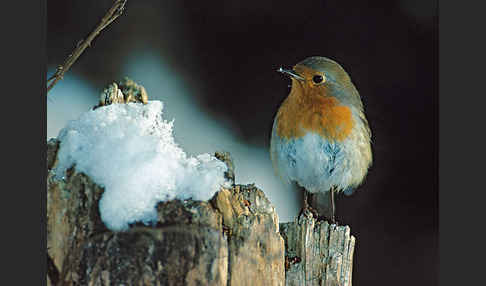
left=270, top=129, right=367, bottom=194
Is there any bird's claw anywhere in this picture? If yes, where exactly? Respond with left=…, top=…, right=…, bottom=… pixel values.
left=298, top=204, right=319, bottom=219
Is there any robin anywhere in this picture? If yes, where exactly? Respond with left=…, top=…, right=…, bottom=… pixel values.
left=270, top=56, right=372, bottom=224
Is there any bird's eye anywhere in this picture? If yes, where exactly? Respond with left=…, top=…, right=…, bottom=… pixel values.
left=312, top=75, right=324, bottom=84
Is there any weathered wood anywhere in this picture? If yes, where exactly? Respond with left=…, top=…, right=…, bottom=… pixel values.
left=280, top=213, right=355, bottom=286
left=47, top=142, right=356, bottom=286
left=46, top=79, right=356, bottom=285
left=213, top=185, right=285, bottom=286
left=46, top=140, right=285, bottom=285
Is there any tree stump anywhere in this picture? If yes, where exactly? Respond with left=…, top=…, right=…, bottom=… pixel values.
left=47, top=139, right=285, bottom=285
left=46, top=135, right=355, bottom=286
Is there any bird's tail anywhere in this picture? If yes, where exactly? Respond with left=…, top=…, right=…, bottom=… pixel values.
left=308, top=190, right=334, bottom=222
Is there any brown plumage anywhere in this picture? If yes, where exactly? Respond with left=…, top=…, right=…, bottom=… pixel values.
left=270, top=56, right=372, bottom=223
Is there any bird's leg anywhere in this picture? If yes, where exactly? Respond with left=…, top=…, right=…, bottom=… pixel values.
left=299, top=188, right=310, bottom=218
left=299, top=188, right=319, bottom=218
left=329, top=186, right=336, bottom=225
left=303, top=189, right=309, bottom=210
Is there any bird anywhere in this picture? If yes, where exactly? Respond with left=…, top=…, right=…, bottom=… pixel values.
left=270, top=56, right=372, bottom=224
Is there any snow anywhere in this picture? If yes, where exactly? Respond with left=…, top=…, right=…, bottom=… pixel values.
left=121, top=52, right=301, bottom=222
left=53, top=101, right=231, bottom=231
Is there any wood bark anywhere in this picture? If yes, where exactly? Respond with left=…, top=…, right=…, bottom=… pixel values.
left=46, top=139, right=355, bottom=286
left=280, top=215, right=355, bottom=286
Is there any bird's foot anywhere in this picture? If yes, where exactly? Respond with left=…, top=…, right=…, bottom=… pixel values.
left=314, top=214, right=338, bottom=225
left=328, top=215, right=337, bottom=226
left=298, top=204, right=319, bottom=219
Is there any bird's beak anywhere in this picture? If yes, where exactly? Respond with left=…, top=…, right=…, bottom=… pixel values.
left=277, top=67, right=305, bottom=81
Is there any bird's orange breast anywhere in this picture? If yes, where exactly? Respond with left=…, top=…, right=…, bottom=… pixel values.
left=275, top=83, right=354, bottom=141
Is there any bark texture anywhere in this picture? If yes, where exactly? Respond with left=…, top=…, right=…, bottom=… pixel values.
left=46, top=82, right=355, bottom=285
left=280, top=214, right=355, bottom=286
left=47, top=140, right=285, bottom=285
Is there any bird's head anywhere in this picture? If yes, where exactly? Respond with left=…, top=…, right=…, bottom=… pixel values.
left=278, top=56, right=362, bottom=108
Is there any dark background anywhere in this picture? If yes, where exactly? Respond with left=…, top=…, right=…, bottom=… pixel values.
left=47, top=0, right=437, bottom=285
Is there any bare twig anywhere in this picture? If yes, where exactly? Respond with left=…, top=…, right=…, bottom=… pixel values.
left=47, top=0, right=127, bottom=94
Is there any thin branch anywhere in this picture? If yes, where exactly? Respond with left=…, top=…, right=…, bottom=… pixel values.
left=47, top=0, right=128, bottom=94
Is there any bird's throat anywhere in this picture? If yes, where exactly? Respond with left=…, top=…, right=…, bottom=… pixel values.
left=275, top=86, right=354, bottom=141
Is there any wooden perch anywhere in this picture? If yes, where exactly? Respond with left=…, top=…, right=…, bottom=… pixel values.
left=281, top=215, right=355, bottom=286
left=46, top=140, right=356, bottom=286
left=46, top=80, right=355, bottom=285
left=47, top=140, right=284, bottom=285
